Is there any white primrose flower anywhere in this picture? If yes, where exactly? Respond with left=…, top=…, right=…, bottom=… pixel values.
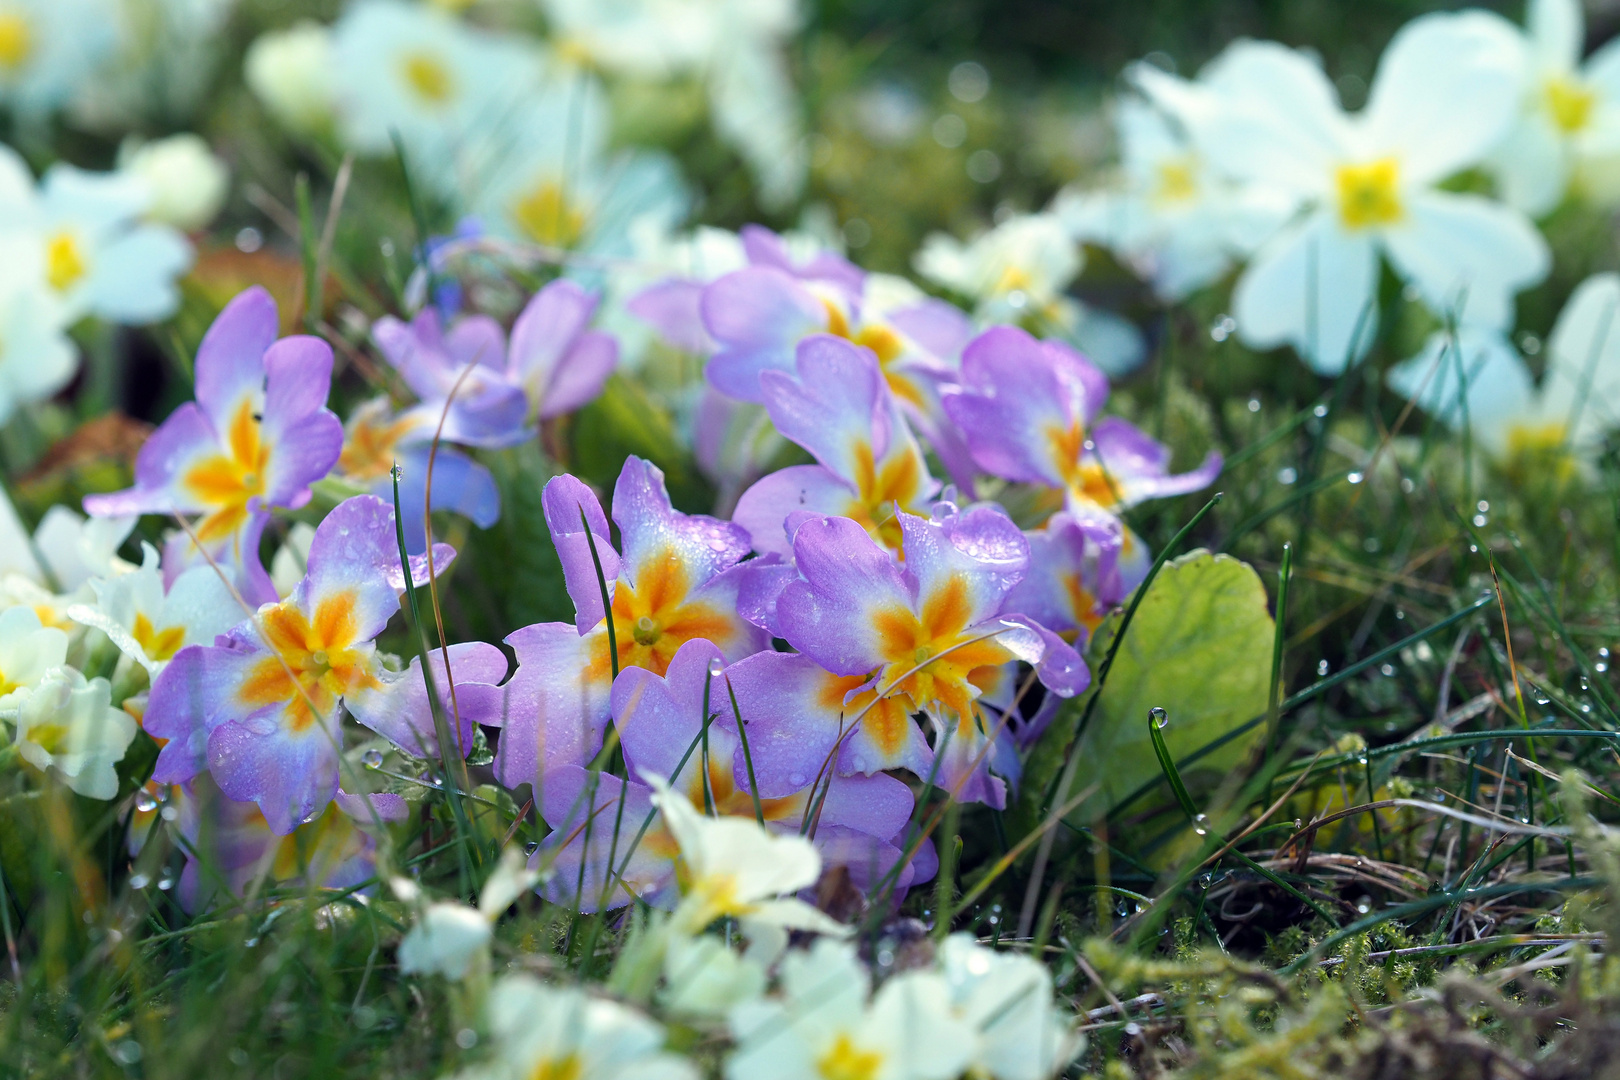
left=31, top=505, right=136, bottom=593
left=938, top=935, right=1081, bottom=1080
left=0, top=0, right=121, bottom=118
left=1388, top=272, right=1620, bottom=463
left=1056, top=95, right=1292, bottom=302
left=118, top=134, right=230, bottom=232
left=0, top=279, right=76, bottom=428
left=0, top=604, right=68, bottom=707
left=540, top=0, right=806, bottom=207
left=659, top=922, right=782, bottom=1019
left=1138, top=13, right=1549, bottom=373
left=473, top=71, right=686, bottom=274
left=245, top=20, right=336, bottom=134
left=331, top=0, right=548, bottom=203
left=398, top=848, right=541, bottom=980
left=725, top=938, right=976, bottom=1080
left=455, top=975, right=696, bottom=1080
left=915, top=211, right=1145, bottom=373
left=0, top=145, right=193, bottom=326
left=65, top=545, right=239, bottom=675
left=1487, top=0, right=1620, bottom=216
left=70, top=0, right=238, bottom=129
left=7, top=665, right=136, bottom=800
left=649, top=774, right=850, bottom=938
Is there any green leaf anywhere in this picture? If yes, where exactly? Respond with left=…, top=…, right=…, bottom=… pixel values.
left=1019, top=549, right=1273, bottom=836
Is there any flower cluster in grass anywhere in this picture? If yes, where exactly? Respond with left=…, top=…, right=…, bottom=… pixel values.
left=4, top=0, right=1620, bottom=1077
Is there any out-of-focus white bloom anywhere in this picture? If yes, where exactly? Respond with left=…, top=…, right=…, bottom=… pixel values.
left=72, top=0, right=239, bottom=128
left=0, top=146, right=193, bottom=325
left=0, top=484, right=40, bottom=583
left=0, top=0, right=121, bottom=118
left=66, top=546, right=239, bottom=675
left=649, top=774, right=848, bottom=937
left=0, top=281, right=76, bottom=427
left=915, top=212, right=1145, bottom=373
left=938, top=935, right=1080, bottom=1080
left=32, top=505, right=136, bottom=593
left=0, top=605, right=67, bottom=707
left=1140, top=13, right=1548, bottom=373
left=1056, top=96, right=1290, bottom=302
left=659, top=924, right=780, bottom=1019
left=458, top=975, right=696, bottom=1080
left=331, top=0, right=546, bottom=201
left=541, top=0, right=805, bottom=207
left=916, top=212, right=1080, bottom=318
left=1389, top=272, right=1620, bottom=462
left=118, top=134, right=229, bottom=232
left=474, top=72, right=686, bottom=273
left=1487, top=0, right=1620, bottom=216
left=726, top=939, right=975, bottom=1080
left=245, top=21, right=336, bottom=133
left=397, top=847, right=540, bottom=980
left=6, top=665, right=135, bottom=799
left=399, top=902, right=491, bottom=980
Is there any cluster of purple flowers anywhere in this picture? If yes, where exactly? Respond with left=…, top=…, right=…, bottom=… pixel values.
left=86, top=227, right=1218, bottom=911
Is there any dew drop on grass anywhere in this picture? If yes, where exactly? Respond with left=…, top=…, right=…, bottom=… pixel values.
left=1192, top=813, right=1209, bottom=836
left=455, top=1029, right=478, bottom=1049
left=1317, top=660, right=1330, bottom=677
left=128, top=873, right=150, bottom=890
left=1347, top=472, right=1364, bottom=485
left=134, top=790, right=158, bottom=813
left=1149, top=706, right=1168, bottom=729
left=707, top=658, right=724, bottom=677
left=524, top=842, right=539, bottom=856
left=157, top=876, right=174, bottom=891
left=362, top=749, right=384, bottom=769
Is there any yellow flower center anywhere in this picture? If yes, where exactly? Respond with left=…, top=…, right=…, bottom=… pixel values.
left=1336, top=157, right=1403, bottom=231
left=817, top=1034, right=884, bottom=1080
left=0, top=12, right=31, bottom=70
left=529, top=1054, right=583, bottom=1080
left=1155, top=156, right=1199, bottom=203
left=338, top=406, right=418, bottom=482
left=400, top=51, right=454, bottom=105
left=183, top=399, right=271, bottom=544
left=1545, top=75, right=1596, bottom=134
left=238, top=591, right=379, bottom=733
left=132, top=612, right=186, bottom=663
left=45, top=232, right=88, bottom=293
left=586, top=548, right=738, bottom=681
left=512, top=180, right=586, bottom=248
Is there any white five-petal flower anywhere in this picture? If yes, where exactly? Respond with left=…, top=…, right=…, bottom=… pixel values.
left=1140, top=13, right=1550, bottom=372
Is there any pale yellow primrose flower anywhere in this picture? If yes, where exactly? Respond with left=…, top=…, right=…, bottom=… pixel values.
left=1137, top=12, right=1549, bottom=374
left=453, top=976, right=696, bottom=1080
left=1487, top=0, right=1620, bottom=217
left=648, top=773, right=850, bottom=938
left=938, top=934, right=1082, bottom=1080
left=397, top=847, right=541, bottom=980
left=9, top=665, right=136, bottom=800
left=726, top=938, right=974, bottom=1080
